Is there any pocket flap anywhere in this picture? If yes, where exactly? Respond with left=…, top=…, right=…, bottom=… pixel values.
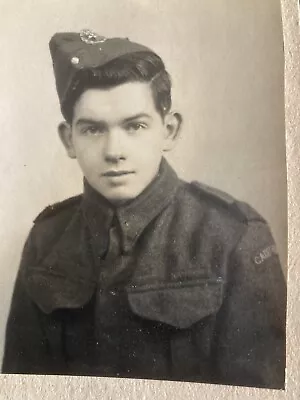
left=25, top=267, right=96, bottom=314
left=127, top=279, right=224, bottom=329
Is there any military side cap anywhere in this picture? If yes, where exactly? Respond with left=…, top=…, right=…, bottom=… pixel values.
left=49, top=29, right=154, bottom=109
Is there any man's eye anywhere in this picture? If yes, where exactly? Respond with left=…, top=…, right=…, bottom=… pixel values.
left=126, top=122, right=148, bottom=132
left=82, top=126, right=103, bottom=135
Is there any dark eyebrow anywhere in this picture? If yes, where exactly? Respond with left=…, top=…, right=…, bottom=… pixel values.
left=75, top=113, right=152, bottom=127
left=122, top=113, right=153, bottom=123
left=75, top=118, right=107, bottom=127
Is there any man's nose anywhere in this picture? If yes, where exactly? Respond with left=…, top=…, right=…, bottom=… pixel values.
left=104, top=129, right=125, bottom=162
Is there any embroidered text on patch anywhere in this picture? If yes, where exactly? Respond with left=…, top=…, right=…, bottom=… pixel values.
left=254, top=244, right=277, bottom=265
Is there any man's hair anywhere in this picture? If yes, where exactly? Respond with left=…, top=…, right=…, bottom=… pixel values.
left=62, top=51, right=172, bottom=123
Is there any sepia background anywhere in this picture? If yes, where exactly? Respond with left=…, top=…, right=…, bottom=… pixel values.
left=0, top=0, right=286, bottom=367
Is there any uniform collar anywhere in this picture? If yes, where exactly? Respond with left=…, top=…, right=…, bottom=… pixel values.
left=81, top=157, right=180, bottom=254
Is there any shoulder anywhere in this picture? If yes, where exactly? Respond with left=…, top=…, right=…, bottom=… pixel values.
left=178, top=180, right=266, bottom=225
left=25, top=194, right=83, bottom=259
left=179, top=181, right=280, bottom=264
left=33, top=194, right=82, bottom=224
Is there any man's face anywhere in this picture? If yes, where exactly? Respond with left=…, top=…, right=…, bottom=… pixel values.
left=59, top=82, right=180, bottom=205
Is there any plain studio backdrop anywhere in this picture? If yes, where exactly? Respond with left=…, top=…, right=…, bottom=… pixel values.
left=0, top=0, right=286, bottom=365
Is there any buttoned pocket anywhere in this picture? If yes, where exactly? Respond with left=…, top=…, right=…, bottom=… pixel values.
left=126, top=279, right=224, bottom=329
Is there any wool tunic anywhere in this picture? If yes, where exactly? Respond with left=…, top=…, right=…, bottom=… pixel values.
left=2, top=159, right=286, bottom=388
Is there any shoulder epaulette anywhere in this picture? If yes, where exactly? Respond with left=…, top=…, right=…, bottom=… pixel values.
left=191, top=181, right=235, bottom=205
left=233, top=200, right=265, bottom=223
left=190, top=181, right=264, bottom=223
left=33, top=194, right=82, bottom=223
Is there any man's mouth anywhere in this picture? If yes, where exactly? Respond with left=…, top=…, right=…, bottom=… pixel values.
left=102, top=170, right=135, bottom=177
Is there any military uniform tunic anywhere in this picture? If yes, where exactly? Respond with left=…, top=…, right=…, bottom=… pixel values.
left=2, top=158, right=286, bottom=388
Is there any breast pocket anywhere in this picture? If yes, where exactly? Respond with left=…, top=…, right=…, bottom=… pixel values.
left=126, top=278, right=224, bottom=330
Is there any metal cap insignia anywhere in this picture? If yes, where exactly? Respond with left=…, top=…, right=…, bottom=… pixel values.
left=79, top=29, right=107, bottom=44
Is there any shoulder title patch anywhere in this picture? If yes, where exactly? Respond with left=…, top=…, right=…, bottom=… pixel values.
left=254, top=244, right=278, bottom=265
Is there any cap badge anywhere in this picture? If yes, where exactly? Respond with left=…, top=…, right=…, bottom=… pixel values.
left=80, top=29, right=107, bottom=44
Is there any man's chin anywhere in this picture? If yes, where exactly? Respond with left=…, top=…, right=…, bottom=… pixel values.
left=102, top=190, right=139, bottom=207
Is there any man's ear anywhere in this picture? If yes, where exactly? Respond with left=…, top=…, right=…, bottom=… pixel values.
left=58, top=122, right=76, bottom=159
left=163, top=111, right=183, bottom=152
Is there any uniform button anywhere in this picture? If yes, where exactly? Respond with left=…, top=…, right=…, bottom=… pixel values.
left=71, top=56, right=80, bottom=65
left=109, top=290, right=117, bottom=296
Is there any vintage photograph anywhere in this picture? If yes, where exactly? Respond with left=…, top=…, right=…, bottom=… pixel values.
left=0, top=0, right=287, bottom=391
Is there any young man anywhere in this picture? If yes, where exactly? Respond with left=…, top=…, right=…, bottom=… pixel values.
left=2, top=29, right=286, bottom=389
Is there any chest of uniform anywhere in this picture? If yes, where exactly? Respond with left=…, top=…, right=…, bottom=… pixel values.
left=49, top=289, right=217, bottom=379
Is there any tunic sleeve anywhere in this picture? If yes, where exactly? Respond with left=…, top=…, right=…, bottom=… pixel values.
left=2, top=228, right=57, bottom=374
left=214, top=219, right=286, bottom=389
